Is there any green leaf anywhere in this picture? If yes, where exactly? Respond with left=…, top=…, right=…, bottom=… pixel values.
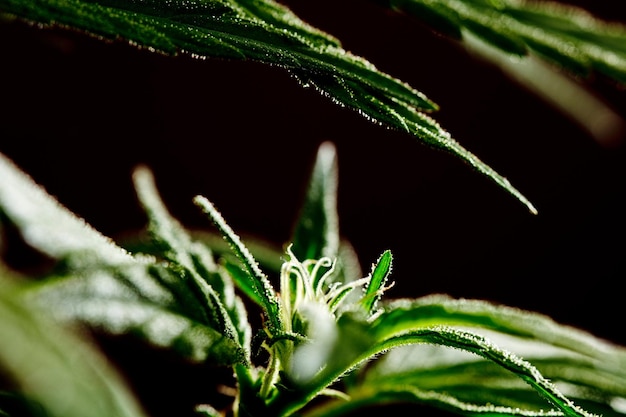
left=384, top=0, right=626, bottom=83
left=0, top=153, right=135, bottom=268
left=0, top=0, right=537, bottom=212
left=373, top=294, right=626, bottom=367
left=289, top=142, right=364, bottom=294
left=0, top=276, right=149, bottom=417
left=360, top=250, right=393, bottom=315
left=132, top=165, right=251, bottom=357
left=21, top=265, right=245, bottom=365
left=280, top=294, right=616, bottom=417
left=290, top=141, right=340, bottom=263
left=0, top=153, right=246, bottom=365
left=193, top=195, right=284, bottom=335
left=361, top=339, right=626, bottom=415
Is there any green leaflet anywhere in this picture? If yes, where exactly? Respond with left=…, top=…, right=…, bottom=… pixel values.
left=292, top=315, right=597, bottom=417
left=385, top=0, right=626, bottom=83
left=0, top=0, right=536, bottom=213
left=194, top=195, right=283, bottom=336
left=278, top=290, right=626, bottom=417
left=290, top=141, right=340, bottom=263
left=366, top=327, right=597, bottom=417
left=132, top=166, right=251, bottom=358
left=0, top=153, right=246, bottom=366
left=373, top=294, right=626, bottom=367
left=360, top=342, right=626, bottom=415
left=0, top=277, right=149, bottom=417
left=0, top=152, right=134, bottom=268
left=23, top=267, right=245, bottom=364
left=360, top=250, right=393, bottom=315
left=288, top=141, right=364, bottom=292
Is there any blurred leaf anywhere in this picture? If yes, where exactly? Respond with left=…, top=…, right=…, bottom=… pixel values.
left=0, top=153, right=135, bottom=268
left=384, top=0, right=626, bottom=83
left=373, top=294, right=626, bottom=367
left=359, top=334, right=626, bottom=416
left=0, top=276, right=148, bottom=417
left=21, top=265, right=245, bottom=364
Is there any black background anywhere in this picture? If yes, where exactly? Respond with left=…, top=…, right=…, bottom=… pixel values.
left=1, top=1, right=626, bottom=416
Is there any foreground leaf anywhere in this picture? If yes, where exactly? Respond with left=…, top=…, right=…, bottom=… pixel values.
left=0, top=0, right=536, bottom=212
left=0, top=276, right=148, bottom=417
left=278, top=295, right=619, bottom=417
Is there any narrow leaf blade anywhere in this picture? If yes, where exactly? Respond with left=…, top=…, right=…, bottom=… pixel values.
left=290, top=141, right=340, bottom=263
left=361, top=250, right=393, bottom=314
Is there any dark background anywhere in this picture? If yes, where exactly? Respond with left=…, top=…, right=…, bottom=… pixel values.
left=1, top=1, right=625, bottom=416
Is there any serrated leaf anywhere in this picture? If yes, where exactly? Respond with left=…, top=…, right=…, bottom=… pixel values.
left=0, top=153, right=134, bottom=268
left=132, top=166, right=251, bottom=357
left=373, top=294, right=626, bottom=368
left=222, top=258, right=266, bottom=309
left=0, top=153, right=246, bottom=365
left=361, top=337, right=626, bottom=415
left=0, top=276, right=149, bottom=417
left=193, top=195, right=284, bottom=335
left=0, top=0, right=536, bottom=212
left=279, top=295, right=615, bottom=417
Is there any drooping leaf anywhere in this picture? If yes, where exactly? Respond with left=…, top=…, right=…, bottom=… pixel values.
left=334, top=294, right=626, bottom=417
left=277, top=293, right=619, bottom=417
left=0, top=0, right=536, bottom=212
left=0, top=276, right=149, bottom=417
left=356, top=333, right=626, bottom=416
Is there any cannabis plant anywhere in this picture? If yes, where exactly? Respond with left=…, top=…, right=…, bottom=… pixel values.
left=2, top=0, right=626, bottom=416
left=2, top=141, right=626, bottom=417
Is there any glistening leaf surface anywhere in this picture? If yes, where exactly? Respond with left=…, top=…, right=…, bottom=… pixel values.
left=358, top=339, right=626, bottom=416
left=0, top=0, right=535, bottom=212
left=281, top=297, right=614, bottom=417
